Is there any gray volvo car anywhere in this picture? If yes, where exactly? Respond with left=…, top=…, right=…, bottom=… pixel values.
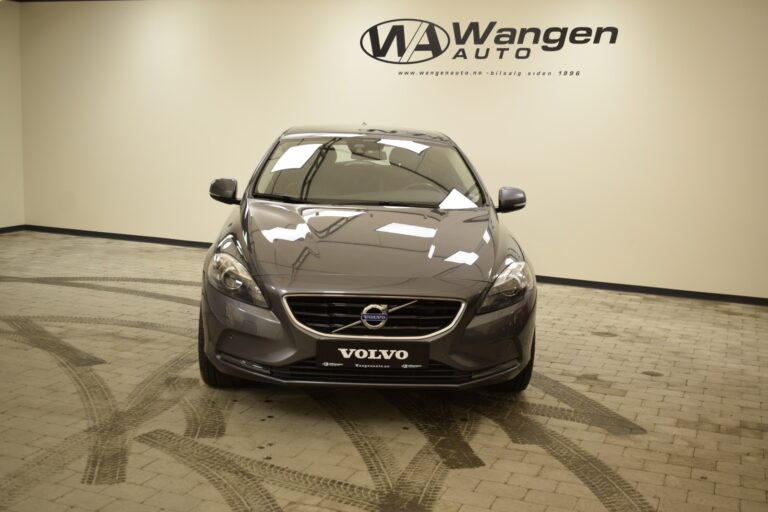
left=200, top=126, right=536, bottom=391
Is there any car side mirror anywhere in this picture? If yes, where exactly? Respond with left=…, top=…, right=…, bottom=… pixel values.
left=209, top=178, right=240, bottom=205
left=497, top=187, right=526, bottom=213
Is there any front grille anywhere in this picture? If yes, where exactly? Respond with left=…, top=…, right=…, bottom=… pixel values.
left=270, top=358, right=472, bottom=384
left=284, top=296, right=463, bottom=338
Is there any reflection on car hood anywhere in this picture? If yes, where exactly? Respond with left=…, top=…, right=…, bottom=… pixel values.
left=242, top=199, right=504, bottom=283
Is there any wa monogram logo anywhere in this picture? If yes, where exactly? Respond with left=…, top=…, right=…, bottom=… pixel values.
left=360, top=18, right=619, bottom=64
left=360, top=19, right=450, bottom=64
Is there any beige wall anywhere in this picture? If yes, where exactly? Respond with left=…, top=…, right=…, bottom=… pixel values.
left=17, top=0, right=768, bottom=297
left=0, top=0, right=24, bottom=228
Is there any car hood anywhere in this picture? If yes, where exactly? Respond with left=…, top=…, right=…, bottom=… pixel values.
left=241, top=200, right=513, bottom=287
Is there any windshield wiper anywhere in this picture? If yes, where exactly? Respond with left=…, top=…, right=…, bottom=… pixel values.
left=252, top=195, right=438, bottom=208
left=333, top=200, right=439, bottom=208
left=252, top=193, right=313, bottom=204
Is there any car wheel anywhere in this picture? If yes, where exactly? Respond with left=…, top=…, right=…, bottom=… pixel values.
left=490, top=335, right=535, bottom=393
left=198, top=310, right=242, bottom=388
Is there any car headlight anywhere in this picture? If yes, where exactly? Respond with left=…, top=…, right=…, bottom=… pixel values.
left=478, top=260, right=535, bottom=314
left=207, top=238, right=267, bottom=308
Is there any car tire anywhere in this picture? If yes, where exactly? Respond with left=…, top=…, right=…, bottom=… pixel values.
left=489, top=335, right=535, bottom=393
left=198, top=311, right=242, bottom=388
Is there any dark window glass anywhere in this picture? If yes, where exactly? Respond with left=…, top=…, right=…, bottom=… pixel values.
left=253, top=137, right=484, bottom=208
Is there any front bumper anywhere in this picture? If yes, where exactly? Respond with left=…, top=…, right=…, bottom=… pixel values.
left=200, top=282, right=536, bottom=389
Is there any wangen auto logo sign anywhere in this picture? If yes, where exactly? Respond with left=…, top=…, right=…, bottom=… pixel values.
left=361, top=18, right=619, bottom=64
left=360, top=19, right=450, bottom=64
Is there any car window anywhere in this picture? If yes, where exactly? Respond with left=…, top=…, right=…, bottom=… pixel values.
left=253, top=137, right=484, bottom=208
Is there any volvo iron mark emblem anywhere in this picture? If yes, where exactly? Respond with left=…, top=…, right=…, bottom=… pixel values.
left=360, top=304, right=389, bottom=330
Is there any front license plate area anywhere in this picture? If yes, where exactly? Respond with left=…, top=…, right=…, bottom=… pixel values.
left=317, top=341, right=429, bottom=369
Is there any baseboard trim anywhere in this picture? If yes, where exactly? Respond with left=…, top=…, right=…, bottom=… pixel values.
left=1, top=224, right=211, bottom=249
left=536, top=275, right=767, bottom=306
left=2, top=225, right=765, bottom=305
left=0, top=225, right=27, bottom=234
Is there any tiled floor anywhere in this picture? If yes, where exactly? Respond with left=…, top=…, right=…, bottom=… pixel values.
left=0, top=231, right=765, bottom=512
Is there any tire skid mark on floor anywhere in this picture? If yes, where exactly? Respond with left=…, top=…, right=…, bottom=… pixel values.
left=378, top=443, right=447, bottom=512
left=0, top=317, right=197, bottom=501
left=383, top=390, right=484, bottom=470
left=137, top=429, right=380, bottom=512
left=80, top=358, right=198, bottom=485
left=177, top=384, right=233, bottom=439
left=137, top=430, right=282, bottom=512
left=123, top=352, right=198, bottom=415
left=527, top=421, right=654, bottom=512
left=0, top=315, right=195, bottom=339
left=473, top=394, right=656, bottom=512
left=308, top=390, right=401, bottom=493
left=0, top=369, right=198, bottom=493
left=0, top=276, right=199, bottom=306
left=378, top=394, right=481, bottom=511
left=0, top=275, right=199, bottom=286
left=4, top=319, right=120, bottom=485
left=2, top=319, right=106, bottom=367
left=0, top=431, right=92, bottom=510
left=531, top=371, right=647, bottom=434
left=517, top=402, right=644, bottom=434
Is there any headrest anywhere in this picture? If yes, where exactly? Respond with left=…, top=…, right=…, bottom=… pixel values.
left=319, top=147, right=337, bottom=166
left=388, top=147, right=423, bottom=171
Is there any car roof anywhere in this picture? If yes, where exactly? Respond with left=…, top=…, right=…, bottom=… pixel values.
left=281, top=125, right=455, bottom=145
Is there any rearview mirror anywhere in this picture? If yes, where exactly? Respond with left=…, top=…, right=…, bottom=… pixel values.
left=209, top=178, right=240, bottom=205
left=497, top=187, right=526, bottom=213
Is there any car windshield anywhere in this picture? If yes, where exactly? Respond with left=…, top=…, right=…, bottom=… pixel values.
left=252, top=136, right=484, bottom=208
